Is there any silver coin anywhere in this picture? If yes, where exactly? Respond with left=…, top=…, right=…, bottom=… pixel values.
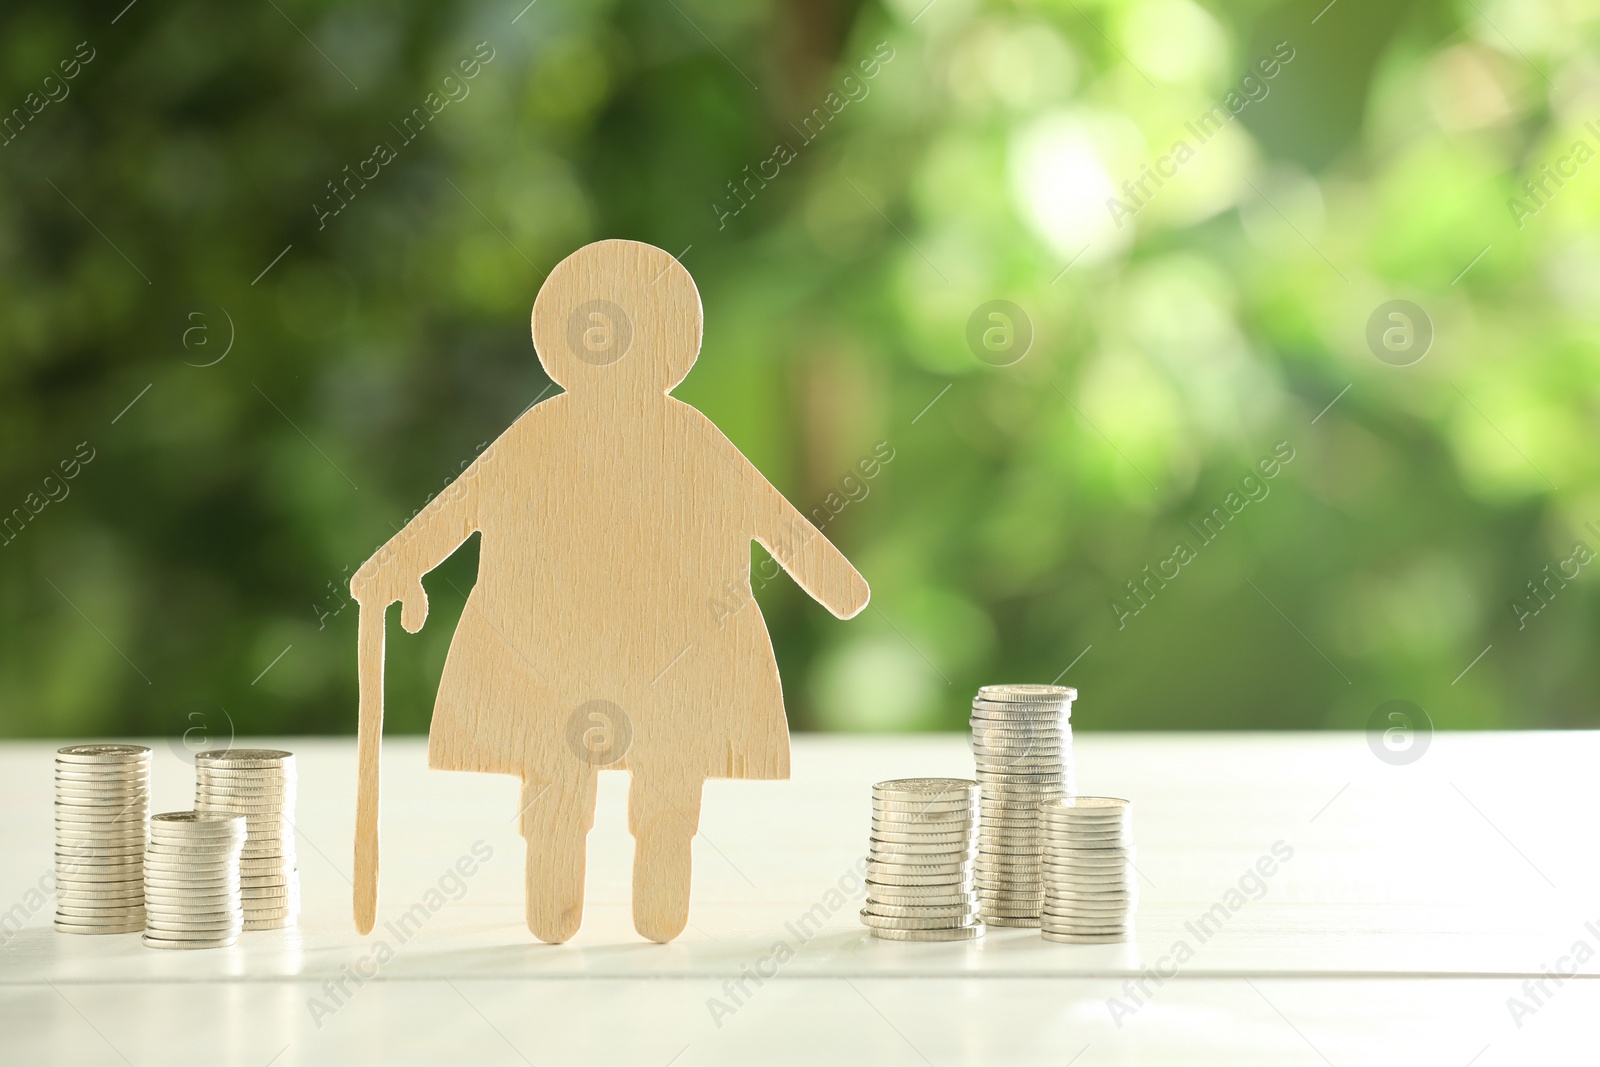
left=142, top=916, right=243, bottom=932
left=56, top=867, right=144, bottom=882
left=872, top=777, right=977, bottom=797
left=1041, top=795, right=1128, bottom=814
left=970, top=701, right=1071, bottom=715
left=869, top=829, right=976, bottom=846
left=194, top=778, right=295, bottom=790
left=972, top=749, right=1067, bottom=763
left=869, top=838, right=980, bottom=855
left=54, top=883, right=144, bottom=899
left=1043, top=832, right=1125, bottom=845
left=196, top=796, right=291, bottom=812
left=865, top=872, right=974, bottom=888
left=975, top=883, right=1044, bottom=894
left=54, top=792, right=145, bottom=805
left=1044, top=889, right=1136, bottom=904
left=868, top=923, right=985, bottom=942
left=970, top=747, right=1066, bottom=761
left=147, top=827, right=247, bottom=842
left=243, top=918, right=294, bottom=931
left=1038, top=865, right=1135, bottom=881
left=860, top=911, right=975, bottom=930
left=1041, top=864, right=1136, bottom=878
left=870, top=861, right=975, bottom=878
left=876, top=825, right=972, bottom=844
left=969, top=710, right=1067, bottom=723
left=144, top=881, right=240, bottom=894
left=865, top=877, right=974, bottom=894
left=57, top=842, right=143, bottom=855
left=973, top=761, right=1065, bottom=775
left=56, top=919, right=145, bottom=935
left=1041, top=930, right=1128, bottom=944
left=242, top=901, right=299, bottom=917
left=866, top=892, right=979, bottom=908
left=56, top=745, right=152, bottom=763
left=976, top=683, right=1076, bottom=701
left=54, top=833, right=147, bottom=847
left=1041, top=923, right=1131, bottom=937
left=969, top=733, right=1067, bottom=745
left=191, top=785, right=295, bottom=798
left=862, top=902, right=977, bottom=920
left=239, top=876, right=294, bottom=890
left=144, top=900, right=239, bottom=914
left=970, top=726, right=1067, bottom=740
left=238, top=860, right=297, bottom=875
left=152, top=810, right=247, bottom=828
left=1042, top=901, right=1132, bottom=916
left=144, top=844, right=241, bottom=859
left=144, top=900, right=240, bottom=914
left=144, top=908, right=240, bottom=927
left=982, top=915, right=1040, bottom=928
left=1042, top=842, right=1135, bottom=857
left=55, top=907, right=147, bottom=922
left=195, top=746, right=292, bottom=762
left=1037, top=805, right=1128, bottom=819
left=53, top=906, right=145, bottom=920
left=53, top=908, right=146, bottom=920
left=1040, top=907, right=1131, bottom=922
left=55, top=767, right=151, bottom=778
left=142, top=934, right=239, bottom=950
left=1043, top=882, right=1134, bottom=897
left=976, top=777, right=1068, bottom=789
left=869, top=800, right=976, bottom=818
left=54, top=809, right=147, bottom=822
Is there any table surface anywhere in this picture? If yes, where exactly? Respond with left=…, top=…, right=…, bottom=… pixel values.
left=1, top=731, right=1596, bottom=1065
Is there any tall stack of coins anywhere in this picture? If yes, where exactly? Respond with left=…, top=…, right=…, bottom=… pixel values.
left=970, top=684, right=1075, bottom=928
left=862, top=778, right=984, bottom=942
left=54, top=744, right=151, bottom=935
left=1039, top=796, right=1136, bottom=944
left=143, top=811, right=246, bottom=950
left=193, top=749, right=299, bottom=930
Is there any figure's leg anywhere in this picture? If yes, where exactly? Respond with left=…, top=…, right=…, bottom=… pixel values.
left=627, top=770, right=703, bottom=943
left=520, top=768, right=597, bottom=944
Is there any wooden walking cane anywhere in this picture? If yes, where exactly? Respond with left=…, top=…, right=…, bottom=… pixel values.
left=353, top=593, right=384, bottom=934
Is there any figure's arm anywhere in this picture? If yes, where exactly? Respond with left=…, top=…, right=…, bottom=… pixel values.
left=706, top=426, right=868, bottom=619
left=349, top=445, right=490, bottom=632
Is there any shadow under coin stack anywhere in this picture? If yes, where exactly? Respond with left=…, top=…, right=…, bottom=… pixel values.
left=1039, top=796, right=1135, bottom=944
left=862, top=778, right=984, bottom=942
left=143, top=811, right=246, bottom=949
left=971, top=684, right=1076, bottom=928
left=193, top=749, right=299, bottom=930
left=54, top=744, right=151, bottom=935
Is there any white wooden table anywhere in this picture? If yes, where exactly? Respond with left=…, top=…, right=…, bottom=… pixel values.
left=1, top=732, right=1595, bottom=1065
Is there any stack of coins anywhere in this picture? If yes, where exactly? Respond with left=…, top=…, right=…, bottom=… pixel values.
left=1039, top=796, right=1136, bottom=944
left=143, top=811, right=246, bottom=949
left=193, top=749, right=299, bottom=930
left=54, top=744, right=151, bottom=935
left=970, top=684, right=1076, bottom=928
left=862, top=778, right=984, bottom=942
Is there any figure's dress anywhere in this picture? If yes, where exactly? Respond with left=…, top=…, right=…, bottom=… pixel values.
left=426, top=395, right=790, bottom=783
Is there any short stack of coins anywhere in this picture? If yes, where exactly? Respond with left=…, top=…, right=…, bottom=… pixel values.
left=193, top=749, right=299, bottom=930
left=1039, top=796, right=1135, bottom=944
left=970, top=684, right=1076, bottom=928
left=862, top=778, right=984, bottom=942
left=143, top=811, right=246, bottom=949
left=54, top=744, right=151, bottom=934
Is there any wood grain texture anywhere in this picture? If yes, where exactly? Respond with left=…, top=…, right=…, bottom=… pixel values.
left=351, top=239, right=869, bottom=943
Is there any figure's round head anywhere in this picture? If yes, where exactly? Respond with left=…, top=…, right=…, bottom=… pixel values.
left=531, top=240, right=702, bottom=395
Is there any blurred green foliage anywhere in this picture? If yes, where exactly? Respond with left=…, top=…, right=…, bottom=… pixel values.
left=2, top=0, right=1597, bottom=740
